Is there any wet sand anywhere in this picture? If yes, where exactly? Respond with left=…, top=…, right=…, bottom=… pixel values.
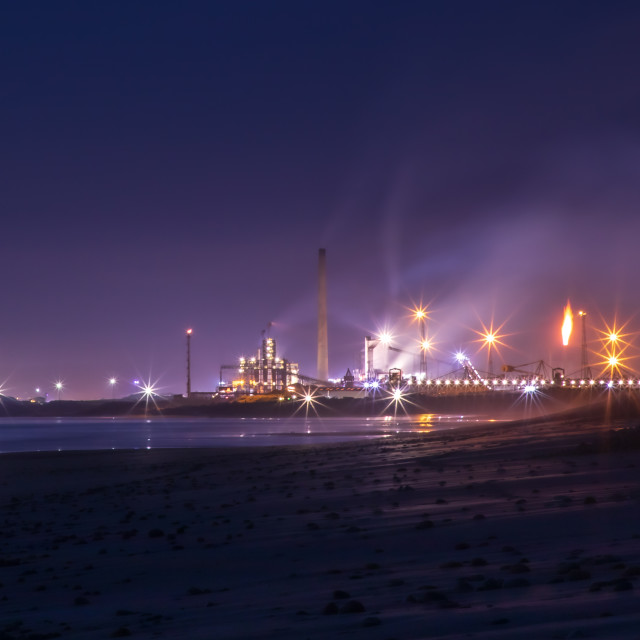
left=1, top=414, right=640, bottom=639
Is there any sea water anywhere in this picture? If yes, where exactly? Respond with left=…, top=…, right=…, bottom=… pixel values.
left=0, top=414, right=490, bottom=453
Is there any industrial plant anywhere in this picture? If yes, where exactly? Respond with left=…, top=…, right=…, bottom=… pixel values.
left=182, top=249, right=640, bottom=408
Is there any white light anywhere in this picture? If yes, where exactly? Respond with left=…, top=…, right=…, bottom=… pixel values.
left=379, top=331, right=392, bottom=345
left=138, top=381, right=159, bottom=398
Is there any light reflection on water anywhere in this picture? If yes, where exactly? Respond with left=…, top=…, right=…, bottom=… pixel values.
left=0, top=414, right=497, bottom=453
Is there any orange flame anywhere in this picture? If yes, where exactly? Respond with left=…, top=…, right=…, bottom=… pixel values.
left=562, top=301, right=573, bottom=346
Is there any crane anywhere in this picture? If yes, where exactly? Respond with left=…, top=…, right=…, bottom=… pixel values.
left=501, top=360, right=551, bottom=379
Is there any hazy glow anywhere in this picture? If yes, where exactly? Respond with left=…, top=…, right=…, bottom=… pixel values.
left=562, top=301, right=573, bottom=346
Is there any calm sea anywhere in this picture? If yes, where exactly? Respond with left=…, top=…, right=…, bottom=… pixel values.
left=0, top=415, right=491, bottom=453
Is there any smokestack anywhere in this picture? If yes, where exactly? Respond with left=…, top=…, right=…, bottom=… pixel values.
left=186, top=328, right=192, bottom=397
left=317, top=248, right=329, bottom=381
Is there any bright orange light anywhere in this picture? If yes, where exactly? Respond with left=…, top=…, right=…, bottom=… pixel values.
left=562, top=301, right=573, bottom=346
left=408, top=303, right=429, bottom=322
left=421, top=339, right=431, bottom=351
left=593, top=317, right=636, bottom=377
left=472, top=319, right=510, bottom=354
left=594, top=317, right=633, bottom=347
left=593, top=340, right=634, bottom=378
left=186, top=328, right=193, bottom=335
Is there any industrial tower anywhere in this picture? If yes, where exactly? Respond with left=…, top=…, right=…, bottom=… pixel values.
left=186, top=328, right=192, bottom=396
left=578, top=311, right=592, bottom=379
left=317, top=248, right=329, bottom=381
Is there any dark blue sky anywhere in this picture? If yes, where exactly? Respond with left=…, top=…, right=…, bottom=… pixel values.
left=2, top=1, right=640, bottom=398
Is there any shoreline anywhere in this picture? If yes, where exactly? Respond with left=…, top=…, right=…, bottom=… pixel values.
left=1, top=386, right=639, bottom=420
left=2, top=414, right=640, bottom=638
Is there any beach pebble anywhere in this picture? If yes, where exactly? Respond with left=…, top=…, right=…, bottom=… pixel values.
left=323, top=602, right=339, bottom=615
left=340, top=599, right=365, bottom=613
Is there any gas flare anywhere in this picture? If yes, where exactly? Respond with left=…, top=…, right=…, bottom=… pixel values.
left=562, top=301, right=573, bottom=346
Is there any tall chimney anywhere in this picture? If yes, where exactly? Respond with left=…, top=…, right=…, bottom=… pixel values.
left=317, top=248, right=329, bottom=381
left=186, top=328, right=192, bottom=397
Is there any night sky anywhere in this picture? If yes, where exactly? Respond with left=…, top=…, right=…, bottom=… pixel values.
left=3, top=1, right=640, bottom=399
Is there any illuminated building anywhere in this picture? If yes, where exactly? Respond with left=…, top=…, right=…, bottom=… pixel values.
left=222, top=337, right=299, bottom=395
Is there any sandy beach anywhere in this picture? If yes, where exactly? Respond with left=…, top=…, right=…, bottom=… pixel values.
left=2, top=411, right=640, bottom=639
